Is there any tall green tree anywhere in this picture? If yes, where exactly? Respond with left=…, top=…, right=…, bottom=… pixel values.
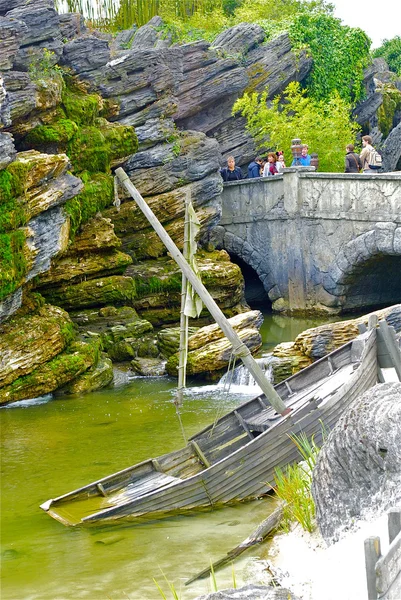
left=373, top=36, right=401, bottom=76
left=233, top=81, right=360, bottom=172
left=289, top=14, right=371, bottom=102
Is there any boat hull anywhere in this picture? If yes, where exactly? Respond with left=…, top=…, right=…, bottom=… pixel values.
left=42, top=330, right=377, bottom=525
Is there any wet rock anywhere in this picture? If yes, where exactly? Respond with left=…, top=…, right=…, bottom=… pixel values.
left=166, top=311, right=263, bottom=376
left=312, top=383, right=401, bottom=543
left=61, top=354, right=113, bottom=394
left=157, top=326, right=199, bottom=358
left=0, top=304, right=75, bottom=389
left=42, top=275, right=137, bottom=310
left=0, top=339, right=101, bottom=404
left=195, top=584, right=301, bottom=599
left=130, top=356, right=166, bottom=376
left=35, top=248, right=132, bottom=287
left=64, top=216, right=122, bottom=255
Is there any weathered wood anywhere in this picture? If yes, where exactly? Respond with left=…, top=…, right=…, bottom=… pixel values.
left=376, top=531, right=401, bottom=596
left=388, top=508, right=401, bottom=544
left=185, top=504, right=284, bottom=585
left=377, top=320, right=401, bottom=381
left=40, top=330, right=376, bottom=525
left=365, top=536, right=381, bottom=600
left=190, top=440, right=211, bottom=468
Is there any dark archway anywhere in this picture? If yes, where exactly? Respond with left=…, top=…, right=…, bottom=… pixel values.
left=342, top=255, right=401, bottom=312
left=229, top=254, right=272, bottom=312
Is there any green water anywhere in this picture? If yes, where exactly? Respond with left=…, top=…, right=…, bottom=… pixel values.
left=0, top=312, right=342, bottom=600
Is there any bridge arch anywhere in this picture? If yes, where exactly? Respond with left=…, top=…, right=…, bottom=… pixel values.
left=323, top=223, right=401, bottom=311
left=209, top=226, right=284, bottom=306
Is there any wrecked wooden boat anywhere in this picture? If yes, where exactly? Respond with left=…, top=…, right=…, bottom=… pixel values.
left=40, top=328, right=377, bottom=526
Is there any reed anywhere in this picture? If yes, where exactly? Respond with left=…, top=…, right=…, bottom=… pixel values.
left=55, top=0, right=224, bottom=30
left=273, top=431, right=322, bottom=533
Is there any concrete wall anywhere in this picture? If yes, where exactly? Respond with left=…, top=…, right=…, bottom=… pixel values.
left=211, top=168, right=401, bottom=314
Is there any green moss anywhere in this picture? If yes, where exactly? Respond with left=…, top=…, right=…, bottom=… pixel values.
left=64, top=171, right=114, bottom=237
left=0, top=231, right=28, bottom=301
left=61, top=83, right=101, bottom=126
left=97, top=118, right=139, bottom=160
left=134, top=274, right=182, bottom=298
left=6, top=160, right=32, bottom=198
left=378, top=85, right=401, bottom=138
left=25, top=119, right=79, bottom=147
left=67, top=126, right=110, bottom=173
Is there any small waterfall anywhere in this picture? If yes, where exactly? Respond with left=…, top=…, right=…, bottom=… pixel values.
left=218, top=354, right=277, bottom=390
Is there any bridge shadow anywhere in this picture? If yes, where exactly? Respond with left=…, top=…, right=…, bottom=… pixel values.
left=229, top=254, right=273, bottom=312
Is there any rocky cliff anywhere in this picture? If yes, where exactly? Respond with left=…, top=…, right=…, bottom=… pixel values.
left=1, top=3, right=400, bottom=403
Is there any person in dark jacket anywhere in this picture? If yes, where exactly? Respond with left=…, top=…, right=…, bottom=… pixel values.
left=220, top=156, right=243, bottom=182
left=345, top=144, right=362, bottom=173
left=247, top=156, right=263, bottom=178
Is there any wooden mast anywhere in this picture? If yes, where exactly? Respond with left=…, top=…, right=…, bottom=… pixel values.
left=115, top=168, right=290, bottom=416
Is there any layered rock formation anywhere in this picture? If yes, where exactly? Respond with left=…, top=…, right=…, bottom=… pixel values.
left=269, top=304, right=401, bottom=382
left=312, top=383, right=401, bottom=543
left=354, top=57, right=401, bottom=168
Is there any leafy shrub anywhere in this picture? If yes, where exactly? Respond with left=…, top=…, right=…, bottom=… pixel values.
left=373, top=36, right=401, bottom=76
left=233, top=81, right=360, bottom=172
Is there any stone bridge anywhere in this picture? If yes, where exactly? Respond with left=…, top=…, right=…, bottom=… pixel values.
left=209, top=168, right=401, bottom=314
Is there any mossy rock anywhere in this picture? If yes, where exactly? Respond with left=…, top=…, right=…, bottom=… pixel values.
left=130, top=357, right=166, bottom=376
left=61, top=81, right=102, bottom=126
left=0, top=230, right=28, bottom=301
left=107, top=340, right=136, bottom=361
left=96, top=118, right=138, bottom=163
left=0, top=303, right=76, bottom=388
left=61, top=354, right=113, bottom=395
left=25, top=119, right=79, bottom=151
left=64, top=171, right=114, bottom=238
left=0, top=338, right=101, bottom=404
left=110, top=319, right=153, bottom=342
left=42, top=275, right=137, bottom=310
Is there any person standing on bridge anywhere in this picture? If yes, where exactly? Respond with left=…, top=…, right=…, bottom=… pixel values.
left=247, top=156, right=263, bottom=178
left=220, top=156, right=243, bottom=182
left=360, top=135, right=382, bottom=173
left=263, top=153, right=278, bottom=177
left=291, top=144, right=311, bottom=166
left=344, top=144, right=362, bottom=173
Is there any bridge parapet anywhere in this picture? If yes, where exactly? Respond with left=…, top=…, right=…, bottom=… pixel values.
left=214, top=168, right=401, bottom=314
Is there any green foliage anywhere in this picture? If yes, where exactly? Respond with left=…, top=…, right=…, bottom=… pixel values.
left=64, top=171, right=114, bottom=238
left=274, top=432, right=321, bottom=533
left=28, top=48, right=62, bottom=81
left=233, top=81, right=360, bottom=171
left=373, top=36, right=401, bottom=76
left=289, top=13, right=371, bottom=102
left=377, top=84, right=401, bottom=137
left=235, top=0, right=332, bottom=25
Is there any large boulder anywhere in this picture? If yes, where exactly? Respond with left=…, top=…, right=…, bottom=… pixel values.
left=195, top=585, right=300, bottom=600
left=166, top=310, right=263, bottom=376
left=312, top=383, right=401, bottom=543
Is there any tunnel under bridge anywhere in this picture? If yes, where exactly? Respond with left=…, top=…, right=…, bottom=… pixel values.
left=209, top=168, right=401, bottom=314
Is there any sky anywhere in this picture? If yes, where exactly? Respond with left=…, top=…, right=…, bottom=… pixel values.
left=329, top=0, right=401, bottom=48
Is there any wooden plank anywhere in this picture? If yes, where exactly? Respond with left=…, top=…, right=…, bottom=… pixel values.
left=185, top=504, right=284, bottom=584
left=376, top=532, right=401, bottom=596
left=388, top=508, right=401, bottom=544
left=190, top=440, right=211, bottom=468
left=365, top=536, right=381, bottom=600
